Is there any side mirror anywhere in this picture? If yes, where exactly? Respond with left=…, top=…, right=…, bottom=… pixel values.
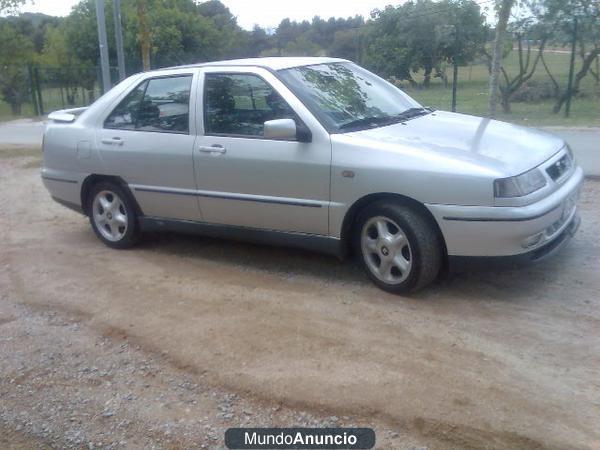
left=263, top=119, right=312, bottom=143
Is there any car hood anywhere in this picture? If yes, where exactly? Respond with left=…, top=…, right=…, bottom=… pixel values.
left=344, top=110, right=565, bottom=176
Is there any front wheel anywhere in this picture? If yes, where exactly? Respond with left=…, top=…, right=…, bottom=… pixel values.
left=88, top=181, right=140, bottom=249
left=354, top=201, right=443, bottom=294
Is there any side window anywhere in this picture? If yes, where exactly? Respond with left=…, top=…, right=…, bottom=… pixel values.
left=104, top=82, right=146, bottom=130
left=104, top=75, right=192, bottom=133
left=204, top=73, right=297, bottom=137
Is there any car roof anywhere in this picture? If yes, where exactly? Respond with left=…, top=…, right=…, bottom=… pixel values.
left=159, top=57, right=348, bottom=72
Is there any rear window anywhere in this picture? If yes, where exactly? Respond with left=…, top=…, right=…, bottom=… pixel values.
left=104, top=75, right=192, bottom=134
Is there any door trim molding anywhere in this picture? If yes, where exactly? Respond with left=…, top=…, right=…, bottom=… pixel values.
left=130, top=184, right=326, bottom=208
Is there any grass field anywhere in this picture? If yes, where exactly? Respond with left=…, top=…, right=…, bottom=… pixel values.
left=405, top=50, right=599, bottom=126
left=0, top=83, right=101, bottom=122
left=1, top=50, right=598, bottom=126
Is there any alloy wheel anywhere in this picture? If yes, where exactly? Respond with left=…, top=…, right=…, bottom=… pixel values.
left=361, top=216, right=413, bottom=284
left=92, top=190, right=128, bottom=242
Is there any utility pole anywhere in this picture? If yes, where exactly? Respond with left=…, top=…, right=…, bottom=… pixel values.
left=355, top=27, right=362, bottom=65
left=113, top=0, right=126, bottom=81
left=451, top=25, right=459, bottom=112
left=565, top=17, right=578, bottom=118
left=95, top=0, right=111, bottom=93
left=452, top=61, right=458, bottom=112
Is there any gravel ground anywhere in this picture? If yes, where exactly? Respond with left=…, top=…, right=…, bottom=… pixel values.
left=0, top=300, right=413, bottom=450
left=1, top=146, right=599, bottom=450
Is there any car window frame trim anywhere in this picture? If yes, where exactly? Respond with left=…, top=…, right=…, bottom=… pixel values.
left=103, top=73, right=195, bottom=136
left=201, top=70, right=309, bottom=142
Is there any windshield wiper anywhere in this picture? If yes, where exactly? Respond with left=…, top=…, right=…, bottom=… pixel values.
left=393, top=107, right=432, bottom=121
left=338, top=107, right=433, bottom=132
left=338, top=115, right=399, bottom=131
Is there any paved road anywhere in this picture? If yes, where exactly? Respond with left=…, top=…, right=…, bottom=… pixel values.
left=1, top=118, right=598, bottom=176
left=542, top=127, right=600, bottom=177
left=0, top=118, right=45, bottom=147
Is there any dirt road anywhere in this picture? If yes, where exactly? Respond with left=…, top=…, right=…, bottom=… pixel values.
left=1, top=146, right=599, bottom=450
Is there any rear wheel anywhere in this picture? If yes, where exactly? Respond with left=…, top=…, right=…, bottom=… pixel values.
left=88, top=181, right=140, bottom=249
left=354, top=201, right=442, bottom=293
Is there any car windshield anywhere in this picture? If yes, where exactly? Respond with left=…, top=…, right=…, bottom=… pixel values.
left=278, top=62, right=427, bottom=132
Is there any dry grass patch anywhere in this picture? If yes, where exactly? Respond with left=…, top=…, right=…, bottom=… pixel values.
left=0, top=145, right=41, bottom=159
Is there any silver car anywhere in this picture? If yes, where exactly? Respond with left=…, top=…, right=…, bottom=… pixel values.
left=41, top=57, right=583, bottom=293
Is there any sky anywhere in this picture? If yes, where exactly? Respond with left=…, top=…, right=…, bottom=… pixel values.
left=19, top=0, right=393, bottom=30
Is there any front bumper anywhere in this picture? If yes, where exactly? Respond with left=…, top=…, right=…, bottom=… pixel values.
left=448, top=212, right=580, bottom=271
left=426, top=166, right=584, bottom=258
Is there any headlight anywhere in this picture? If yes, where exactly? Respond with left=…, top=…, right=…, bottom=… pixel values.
left=494, top=168, right=547, bottom=198
left=565, top=144, right=575, bottom=163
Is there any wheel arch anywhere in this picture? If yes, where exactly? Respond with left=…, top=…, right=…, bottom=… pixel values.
left=340, top=192, right=448, bottom=261
left=80, top=174, right=143, bottom=217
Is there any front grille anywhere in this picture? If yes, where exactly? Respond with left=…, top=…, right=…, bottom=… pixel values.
left=546, top=154, right=572, bottom=181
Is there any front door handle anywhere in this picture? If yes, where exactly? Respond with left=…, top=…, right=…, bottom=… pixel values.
left=101, top=137, right=124, bottom=146
left=198, top=145, right=226, bottom=155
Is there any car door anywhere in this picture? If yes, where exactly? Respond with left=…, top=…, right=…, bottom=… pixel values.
left=96, top=70, right=201, bottom=221
left=193, top=67, right=331, bottom=235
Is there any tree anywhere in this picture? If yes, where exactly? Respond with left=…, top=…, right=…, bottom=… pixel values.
left=53, top=0, right=234, bottom=74
left=364, top=0, right=486, bottom=87
left=136, top=0, right=150, bottom=69
left=3, top=13, right=61, bottom=53
left=488, top=0, right=515, bottom=117
left=363, top=6, right=416, bottom=84
left=275, top=18, right=305, bottom=54
left=438, top=0, right=488, bottom=66
left=330, top=29, right=362, bottom=61
left=282, top=36, right=322, bottom=56
left=57, top=0, right=105, bottom=99
left=140, top=0, right=222, bottom=66
left=0, top=22, right=34, bottom=114
left=0, top=0, right=25, bottom=13
left=483, top=18, right=550, bottom=113
left=42, top=25, right=83, bottom=104
left=270, top=15, right=364, bottom=59
left=196, top=0, right=248, bottom=59
left=243, top=25, right=273, bottom=57
left=537, top=0, right=599, bottom=113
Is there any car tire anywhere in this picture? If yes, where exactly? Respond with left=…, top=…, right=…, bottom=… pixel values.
left=354, top=201, right=442, bottom=294
left=87, top=181, right=140, bottom=249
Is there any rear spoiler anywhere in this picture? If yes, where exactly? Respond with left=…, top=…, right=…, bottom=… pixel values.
left=47, top=107, right=88, bottom=123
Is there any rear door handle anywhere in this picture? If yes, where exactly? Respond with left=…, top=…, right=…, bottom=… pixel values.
left=101, top=137, right=124, bottom=146
left=198, top=145, right=226, bottom=155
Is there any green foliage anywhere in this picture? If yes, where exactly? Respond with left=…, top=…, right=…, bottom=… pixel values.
left=523, top=0, right=599, bottom=112
left=363, top=0, right=487, bottom=86
left=511, top=79, right=558, bottom=102
left=271, top=16, right=365, bottom=58
left=330, top=29, right=362, bottom=61
left=244, top=25, right=272, bottom=57
left=46, top=0, right=244, bottom=74
left=0, top=0, right=597, bottom=124
left=41, top=25, right=95, bottom=104
left=143, top=0, right=222, bottom=66
left=0, top=0, right=25, bottom=13
left=0, top=22, right=34, bottom=114
left=282, top=37, right=323, bottom=57
left=405, top=49, right=599, bottom=125
left=1, top=13, right=61, bottom=53
left=0, top=21, right=34, bottom=65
